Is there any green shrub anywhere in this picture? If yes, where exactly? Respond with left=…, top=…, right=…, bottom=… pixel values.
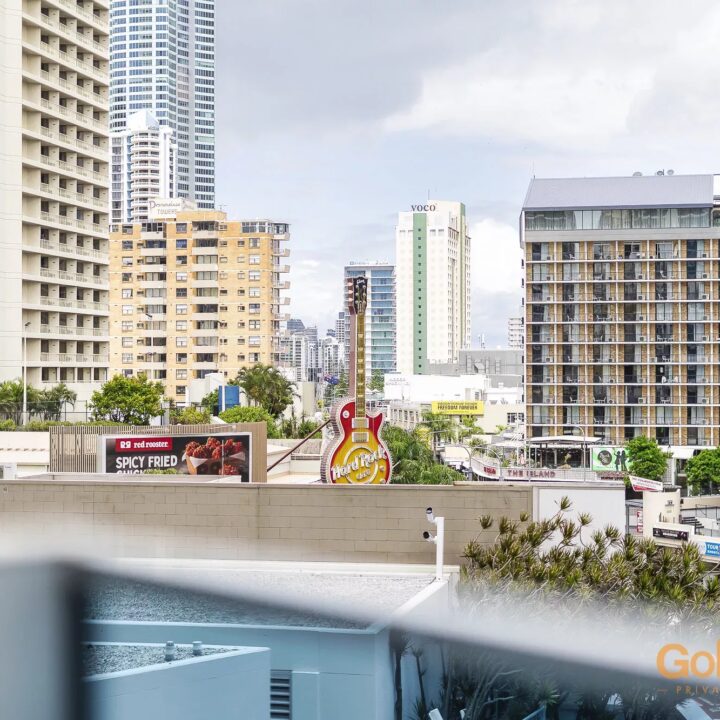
left=0, top=419, right=16, bottom=431
left=169, top=406, right=211, bottom=425
left=218, top=406, right=280, bottom=438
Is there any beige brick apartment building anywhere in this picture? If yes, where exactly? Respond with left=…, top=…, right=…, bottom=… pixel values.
left=109, top=209, right=290, bottom=404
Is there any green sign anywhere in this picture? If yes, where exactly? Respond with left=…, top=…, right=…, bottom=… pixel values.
left=592, top=446, right=632, bottom=473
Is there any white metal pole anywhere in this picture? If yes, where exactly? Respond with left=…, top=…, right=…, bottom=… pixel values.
left=435, top=517, right=445, bottom=581
left=22, top=329, right=27, bottom=426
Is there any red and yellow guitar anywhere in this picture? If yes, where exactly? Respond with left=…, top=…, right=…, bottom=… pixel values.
left=321, top=276, right=392, bottom=484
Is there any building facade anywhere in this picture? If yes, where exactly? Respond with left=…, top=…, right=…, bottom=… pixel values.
left=0, top=0, right=111, bottom=402
left=109, top=210, right=290, bottom=404
left=110, top=109, right=176, bottom=224
left=343, top=262, right=396, bottom=377
left=522, top=173, right=720, bottom=447
left=109, top=0, right=215, bottom=208
left=395, top=201, right=471, bottom=374
left=508, top=316, right=523, bottom=349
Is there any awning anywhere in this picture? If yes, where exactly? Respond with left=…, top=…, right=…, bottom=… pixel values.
left=661, top=446, right=699, bottom=460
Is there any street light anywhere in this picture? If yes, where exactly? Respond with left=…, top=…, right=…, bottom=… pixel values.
left=568, top=423, right=587, bottom=471
left=483, top=445, right=505, bottom=481
left=22, top=321, right=30, bottom=426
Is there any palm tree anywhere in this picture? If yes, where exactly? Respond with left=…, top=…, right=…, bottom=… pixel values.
left=236, top=364, right=296, bottom=418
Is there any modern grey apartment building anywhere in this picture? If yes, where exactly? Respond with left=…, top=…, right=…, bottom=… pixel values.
left=522, top=173, right=720, bottom=447
left=109, top=0, right=214, bottom=209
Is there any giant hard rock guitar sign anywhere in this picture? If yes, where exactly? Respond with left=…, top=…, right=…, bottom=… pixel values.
left=320, top=277, right=392, bottom=484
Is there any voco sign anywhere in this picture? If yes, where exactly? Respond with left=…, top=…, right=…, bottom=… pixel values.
left=411, top=204, right=436, bottom=212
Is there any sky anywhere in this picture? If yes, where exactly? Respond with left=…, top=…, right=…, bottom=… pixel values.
left=215, top=0, right=720, bottom=347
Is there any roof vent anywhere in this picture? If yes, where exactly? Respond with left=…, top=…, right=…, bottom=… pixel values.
left=632, top=171, right=642, bottom=177
left=656, top=170, right=665, bottom=176
left=667, top=169, right=675, bottom=176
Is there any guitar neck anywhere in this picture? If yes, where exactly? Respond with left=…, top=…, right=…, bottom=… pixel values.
left=356, top=312, right=366, bottom=418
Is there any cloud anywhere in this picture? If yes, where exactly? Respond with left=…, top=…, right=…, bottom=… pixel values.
left=469, top=219, right=523, bottom=347
left=383, top=0, right=720, bottom=155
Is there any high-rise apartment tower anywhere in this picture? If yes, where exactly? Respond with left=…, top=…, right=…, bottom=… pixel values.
left=395, top=201, right=471, bottom=374
left=522, top=173, right=720, bottom=447
left=109, top=0, right=214, bottom=208
left=0, top=0, right=111, bottom=402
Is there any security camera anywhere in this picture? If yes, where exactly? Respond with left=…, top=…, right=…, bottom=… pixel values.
left=423, top=530, right=437, bottom=544
left=426, top=507, right=434, bottom=522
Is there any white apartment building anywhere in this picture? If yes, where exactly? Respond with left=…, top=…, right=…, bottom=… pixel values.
left=109, top=0, right=215, bottom=208
left=395, top=201, right=472, bottom=374
left=0, top=0, right=111, bottom=402
left=110, top=109, right=176, bottom=223
left=508, top=316, right=523, bottom=349
left=319, top=335, right=344, bottom=380
left=343, top=262, right=396, bottom=376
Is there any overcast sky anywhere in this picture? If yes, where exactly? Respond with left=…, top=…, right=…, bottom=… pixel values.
left=215, top=0, right=720, bottom=347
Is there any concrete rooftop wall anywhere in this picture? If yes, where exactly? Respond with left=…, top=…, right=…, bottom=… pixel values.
left=0, top=479, right=534, bottom=564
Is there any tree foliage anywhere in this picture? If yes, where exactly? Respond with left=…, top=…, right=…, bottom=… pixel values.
left=89, top=374, right=164, bottom=425
left=685, top=448, right=720, bottom=493
left=218, top=405, right=281, bottom=439
left=278, top=412, right=324, bottom=439
left=462, top=497, right=720, bottom=627
left=625, top=436, right=669, bottom=481
left=170, top=406, right=211, bottom=425
left=420, top=411, right=456, bottom=443
left=383, top=424, right=463, bottom=485
left=0, top=380, right=77, bottom=423
left=368, top=370, right=385, bottom=393
left=236, top=364, right=295, bottom=418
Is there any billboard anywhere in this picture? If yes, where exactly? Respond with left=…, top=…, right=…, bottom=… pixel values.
left=628, top=475, right=663, bottom=492
left=99, top=432, right=251, bottom=479
left=147, top=197, right=197, bottom=220
left=430, top=401, right=485, bottom=416
left=591, top=446, right=633, bottom=473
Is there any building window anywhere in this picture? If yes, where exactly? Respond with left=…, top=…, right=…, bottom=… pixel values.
left=122, top=273, right=132, bottom=282
left=249, top=238, right=260, bottom=248
left=176, top=321, right=187, bottom=330
left=176, top=288, right=188, bottom=298
left=176, top=272, right=187, bottom=281
left=176, top=386, right=186, bottom=395
left=122, top=288, right=133, bottom=299
left=121, top=321, right=133, bottom=331
left=176, top=304, right=187, bottom=315
left=249, top=288, right=260, bottom=297
left=249, top=271, right=261, bottom=281
left=176, top=337, right=187, bottom=347
left=176, top=369, right=187, bottom=379
left=122, top=240, right=133, bottom=250
left=122, top=337, right=133, bottom=347
left=249, top=255, right=260, bottom=265
left=122, top=305, right=133, bottom=315
left=122, top=353, right=133, bottom=363
left=122, top=257, right=133, bottom=266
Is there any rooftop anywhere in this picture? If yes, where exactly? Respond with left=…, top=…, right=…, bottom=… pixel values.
left=86, top=560, right=437, bottom=629
left=83, top=643, right=231, bottom=676
left=523, top=174, right=714, bottom=210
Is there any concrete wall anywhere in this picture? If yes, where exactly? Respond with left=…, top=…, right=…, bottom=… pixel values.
left=87, top=623, right=389, bottom=720
left=0, top=477, right=537, bottom=563
left=86, top=645, right=269, bottom=720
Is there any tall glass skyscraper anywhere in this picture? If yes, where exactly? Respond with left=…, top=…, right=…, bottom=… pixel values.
left=109, top=0, right=215, bottom=210
left=344, top=262, right=396, bottom=377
